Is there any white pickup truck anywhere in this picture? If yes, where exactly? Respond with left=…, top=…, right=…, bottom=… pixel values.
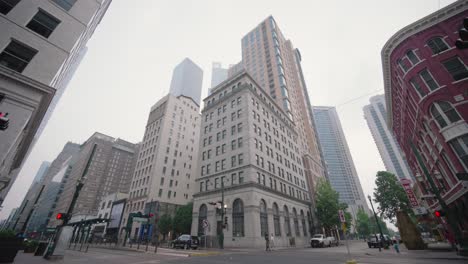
left=310, top=234, right=331, bottom=248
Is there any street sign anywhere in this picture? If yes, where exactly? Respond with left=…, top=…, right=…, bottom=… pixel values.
left=133, top=217, right=148, bottom=223
left=338, top=210, right=346, bottom=223
left=400, top=179, right=420, bottom=208
left=412, top=207, right=427, bottom=215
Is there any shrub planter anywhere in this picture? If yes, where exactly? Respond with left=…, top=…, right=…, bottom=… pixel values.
left=0, top=237, right=23, bottom=263
left=23, top=240, right=39, bottom=253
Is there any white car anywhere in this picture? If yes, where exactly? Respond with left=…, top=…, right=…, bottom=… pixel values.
left=310, top=234, right=331, bottom=248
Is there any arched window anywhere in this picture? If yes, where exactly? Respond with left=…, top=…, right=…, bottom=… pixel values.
left=260, top=199, right=268, bottom=236
left=197, top=204, right=207, bottom=236
left=300, top=210, right=307, bottom=236
left=427, top=37, right=449, bottom=54
left=284, top=205, right=291, bottom=236
left=232, top=199, right=244, bottom=237
left=430, top=101, right=461, bottom=128
left=273, top=203, right=281, bottom=236
left=293, top=208, right=300, bottom=236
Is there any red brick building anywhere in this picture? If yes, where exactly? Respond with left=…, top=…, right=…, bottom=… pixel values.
left=382, top=0, right=468, bottom=238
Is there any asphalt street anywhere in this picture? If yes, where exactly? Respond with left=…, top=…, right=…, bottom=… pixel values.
left=13, top=241, right=468, bottom=264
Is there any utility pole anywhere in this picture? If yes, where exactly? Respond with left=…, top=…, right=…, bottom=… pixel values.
left=409, top=141, right=466, bottom=255
left=368, top=195, right=384, bottom=252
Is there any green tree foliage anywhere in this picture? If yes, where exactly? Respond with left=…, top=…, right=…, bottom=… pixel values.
left=315, top=179, right=341, bottom=231
left=369, top=215, right=390, bottom=235
left=356, top=208, right=371, bottom=238
left=173, top=203, right=193, bottom=235
left=344, top=211, right=353, bottom=234
left=373, top=171, right=411, bottom=222
left=157, top=214, right=173, bottom=241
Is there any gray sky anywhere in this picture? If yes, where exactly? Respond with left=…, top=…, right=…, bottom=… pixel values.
left=0, top=0, right=455, bottom=221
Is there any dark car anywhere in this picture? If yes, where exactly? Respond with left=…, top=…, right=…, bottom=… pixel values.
left=170, top=234, right=199, bottom=249
left=367, top=234, right=391, bottom=248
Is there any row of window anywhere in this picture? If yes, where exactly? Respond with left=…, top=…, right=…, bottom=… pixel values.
left=200, top=153, right=244, bottom=176
left=199, top=171, right=245, bottom=192
left=0, top=1, right=80, bottom=73
left=406, top=57, right=468, bottom=99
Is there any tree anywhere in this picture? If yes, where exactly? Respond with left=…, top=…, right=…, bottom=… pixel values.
left=373, top=171, right=411, bottom=222
left=172, top=203, right=193, bottom=235
left=157, top=214, right=172, bottom=241
left=315, top=179, right=341, bottom=232
left=356, top=208, right=371, bottom=238
left=344, top=211, right=353, bottom=234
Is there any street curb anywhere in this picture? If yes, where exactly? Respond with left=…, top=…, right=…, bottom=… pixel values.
left=190, top=251, right=223, bottom=257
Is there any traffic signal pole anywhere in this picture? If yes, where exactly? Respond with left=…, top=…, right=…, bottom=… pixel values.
left=44, top=144, right=96, bottom=259
left=409, top=141, right=466, bottom=255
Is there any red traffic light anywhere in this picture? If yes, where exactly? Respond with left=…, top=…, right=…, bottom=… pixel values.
left=149, top=213, right=154, bottom=218
left=434, top=210, right=445, bottom=218
left=56, top=213, right=68, bottom=220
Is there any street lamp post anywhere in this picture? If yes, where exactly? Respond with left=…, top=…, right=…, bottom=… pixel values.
left=210, top=179, right=228, bottom=249
left=368, top=195, right=384, bottom=252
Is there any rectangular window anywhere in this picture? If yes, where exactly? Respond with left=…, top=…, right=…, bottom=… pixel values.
left=26, top=10, right=61, bottom=38
left=52, top=0, right=77, bottom=11
left=443, top=57, right=468, bottom=81
left=0, top=0, right=20, bottom=14
left=409, top=78, right=426, bottom=98
left=238, top=171, right=244, bottom=183
left=238, top=154, right=244, bottom=165
left=231, top=173, right=237, bottom=184
left=0, top=40, right=37, bottom=73
left=406, top=50, right=419, bottom=65
left=419, top=69, right=439, bottom=91
left=397, top=59, right=409, bottom=72
left=237, top=123, right=243, bottom=133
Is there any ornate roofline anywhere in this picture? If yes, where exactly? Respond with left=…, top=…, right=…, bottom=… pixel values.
left=381, top=0, right=468, bottom=129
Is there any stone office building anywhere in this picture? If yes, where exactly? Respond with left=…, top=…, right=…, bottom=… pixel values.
left=191, top=71, right=312, bottom=248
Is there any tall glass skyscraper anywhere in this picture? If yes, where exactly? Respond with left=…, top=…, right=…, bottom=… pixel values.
left=312, top=106, right=369, bottom=223
left=364, top=95, right=413, bottom=180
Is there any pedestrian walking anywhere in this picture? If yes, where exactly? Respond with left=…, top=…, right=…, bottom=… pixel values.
left=270, top=233, right=275, bottom=250
left=265, top=233, right=270, bottom=251
left=393, top=239, right=400, bottom=254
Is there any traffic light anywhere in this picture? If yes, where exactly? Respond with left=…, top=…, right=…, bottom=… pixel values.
left=0, top=112, right=9, bottom=131
left=434, top=210, right=446, bottom=218
left=56, top=213, right=69, bottom=220
left=455, top=17, right=468, bottom=49
left=224, top=216, right=228, bottom=226
left=148, top=213, right=154, bottom=218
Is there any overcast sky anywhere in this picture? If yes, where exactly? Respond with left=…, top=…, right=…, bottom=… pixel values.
left=0, top=0, right=456, bottom=221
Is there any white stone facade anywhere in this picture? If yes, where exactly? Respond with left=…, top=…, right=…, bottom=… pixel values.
left=123, top=94, right=201, bottom=236
left=0, top=0, right=111, bottom=204
left=192, top=72, right=312, bottom=248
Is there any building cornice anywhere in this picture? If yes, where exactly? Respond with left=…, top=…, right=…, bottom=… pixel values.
left=381, top=0, right=468, bottom=129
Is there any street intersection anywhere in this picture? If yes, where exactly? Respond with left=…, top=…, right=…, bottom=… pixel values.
left=12, top=241, right=467, bottom=264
